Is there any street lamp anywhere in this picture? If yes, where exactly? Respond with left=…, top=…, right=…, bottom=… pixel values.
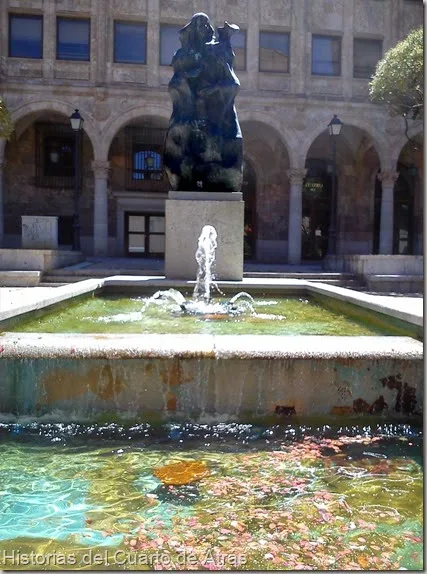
left=327, top=114, right=343, bottom=256
left=69, top=108, right=84, bottom=251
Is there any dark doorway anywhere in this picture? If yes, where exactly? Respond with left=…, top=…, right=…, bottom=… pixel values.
left=242, top=159, right=256, bottom=259
left=58, top=215, right=73, bottom=246
left=301, top=159, right=333, bottom=260
left=373, top=169, right=382, bottom=254
left=125, top=212, right=165, bottom=257
left=394, top=165, right=415, bottom=254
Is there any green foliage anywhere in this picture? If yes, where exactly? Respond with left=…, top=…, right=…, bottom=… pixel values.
left=0, top=96, right=13, bottom=139
left=370, top=27, right=423, bottom=120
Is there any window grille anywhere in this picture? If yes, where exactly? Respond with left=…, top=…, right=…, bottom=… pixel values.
left=35, top=123, right=83, bottom=189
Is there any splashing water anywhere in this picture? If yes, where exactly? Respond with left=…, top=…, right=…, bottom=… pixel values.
left=193, top=225, right=218, bottom=303
left=138, top=226, right=267, bottom=319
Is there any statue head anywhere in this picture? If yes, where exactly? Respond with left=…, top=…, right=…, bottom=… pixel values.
left=179, top=12, right=215, bottom=50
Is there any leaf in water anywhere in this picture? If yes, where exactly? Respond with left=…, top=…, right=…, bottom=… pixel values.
left=357, top=554, right=370, bottom=568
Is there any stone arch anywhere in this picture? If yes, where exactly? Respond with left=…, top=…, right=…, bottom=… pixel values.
left=299, top=115, right=388, bottom=169
left=392, top=130, right=423, bottom=254
left=240, top=118, right=292, bottom=262
left=302, top=120, right=382, bottom=258
left=10, top=99, right=101, bottom=159
left=4, top=100, right=100, bottom=251
left=391, top=123, right=424, bottom=167
left=101, top=104, right=171, bottom=159
left=237, top=109, right=297, bottom=167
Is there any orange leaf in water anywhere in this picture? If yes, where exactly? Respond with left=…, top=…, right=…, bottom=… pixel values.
left=153, top=460, right=209, bottom=485
left=357, top=555, right=370, bottom=568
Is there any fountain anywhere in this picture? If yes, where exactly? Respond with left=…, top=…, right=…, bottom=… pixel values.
left=0, top=11, right=422, bottom=569
left=0, top=205, right=422, bottom=574
left=148, top=224, right=257, bottom=319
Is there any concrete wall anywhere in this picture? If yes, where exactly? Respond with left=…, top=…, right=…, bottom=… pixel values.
left=0, top=335, right=423, bottom=420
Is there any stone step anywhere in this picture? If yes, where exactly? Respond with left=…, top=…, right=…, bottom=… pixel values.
left=244, top=272, right=356, bottom=279
left=46, top=269, right=356, bottom=279
left=47, top=268, right=163, bottom=277
left=0, top=270, right=42, bottom=287
left=41, top=274, right=364, bottom=290
left=41, top=275, right=97, bottom=284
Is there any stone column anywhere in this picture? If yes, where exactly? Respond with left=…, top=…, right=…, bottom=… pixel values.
left=92, top=161, right=110, bottom=256
left=377, top=170, right=399, bottom=254
left=287, top=168, right=307, bottom=264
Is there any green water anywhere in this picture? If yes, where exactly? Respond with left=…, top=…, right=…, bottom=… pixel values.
left=0, top=423, right=422, bottom=570
left=9, top=294, right=393, bottom=335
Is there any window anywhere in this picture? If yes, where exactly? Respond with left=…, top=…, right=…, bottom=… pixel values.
left=160, top=24, right=181, bottom=66
left=125, top=213, right=165, bottom=257
left=133, top=149, right=162, bottom=180
left=353, top=38, right=382, bottom=79
left=44, top=135, right=74, bottom=178
left=114, top=21, right=147, bottom=64
left=9, top=14, right=43, bottom=58
left=57, top=17, right=90, bottom=61
left=312, top=35, right=341, bottom=76
left=259, top=31, right=290, bottom=72
left=231, top=30, right=246, bottom=71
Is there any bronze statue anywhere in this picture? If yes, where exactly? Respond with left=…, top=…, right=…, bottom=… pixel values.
left=163, top=13, right=243, bottom=193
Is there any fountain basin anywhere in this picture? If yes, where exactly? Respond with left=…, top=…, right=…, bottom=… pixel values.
left=0, top=277, right=422, bottom=421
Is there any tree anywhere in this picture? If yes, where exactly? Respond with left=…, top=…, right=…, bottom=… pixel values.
left=370, top=27, right=423, bottom=121
left=0, top=96, right=13, bottom=139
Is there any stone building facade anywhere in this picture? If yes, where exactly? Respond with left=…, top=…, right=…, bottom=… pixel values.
left=0, top=0, right=423, bottom=262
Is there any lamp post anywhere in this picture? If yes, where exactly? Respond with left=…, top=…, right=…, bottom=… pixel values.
left=327, top=114, right=343, bottom=256
left=69, top=109, right=84, bottom=251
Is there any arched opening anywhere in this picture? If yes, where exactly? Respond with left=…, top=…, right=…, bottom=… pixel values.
left=304, top=124, right=381, bottom=259
left=394, top=135, right=423, bottom=254
left=4, top=111, right=94, bottom=250
left=240, top=121, right=290, bottom=262
left=107, top=116, right=169, bottom=257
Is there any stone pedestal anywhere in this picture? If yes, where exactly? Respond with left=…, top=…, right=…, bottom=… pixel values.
left=21, top=216, right=58, bottom=249
left=165, top=191, right=244, bottom=280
